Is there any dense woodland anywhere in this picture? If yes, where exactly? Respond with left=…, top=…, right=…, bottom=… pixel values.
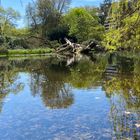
left=0, top=0, right=140, bottom=54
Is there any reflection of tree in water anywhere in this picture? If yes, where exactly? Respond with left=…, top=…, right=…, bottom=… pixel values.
left=41, top=82, right=73, bottom=109
left=29, top=55, right=110, bottom=108
left=29, top=57, right=74, bottom=109
left=68, top=54, right=108, bottom=88
left=108, top=92, right=140, bottom=140
left=64, top=53, right=140, bottom=139
left=0, top=59, right=24, bottom=112
left=0, top=53, right=140, bottom=138
left=29, top=54, right=140, bottom=138
left=0, top=94, right=7, bottom=112
left=103, top=56, right=140, bottom=108
left=103, top=55, right=140, bottom=139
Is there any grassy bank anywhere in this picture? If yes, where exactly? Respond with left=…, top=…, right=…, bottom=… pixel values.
left=0, top=48, right=54, bottom=57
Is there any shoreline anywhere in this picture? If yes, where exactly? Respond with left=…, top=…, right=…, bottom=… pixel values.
left=0, top=48, right=54, bottom=57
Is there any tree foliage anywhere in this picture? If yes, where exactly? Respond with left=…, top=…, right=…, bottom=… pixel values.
left=26, top=0, right=71, bottom=37
left=0, top=6, right=20, bottom=36
left=1, top=0, right=140, bottom=51
left=100, top=0, right=112, bottom=24
left=103, top=0, right=140, bottom=50
left=64, top=8, right=105, bottom=42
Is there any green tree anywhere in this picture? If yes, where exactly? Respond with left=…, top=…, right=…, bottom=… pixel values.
left=0, top=6, right=20, bottom=36
left=100, top=0, right=112, bottom=24
left=64, top=7, right=105, bottom=42
left=103, top=0, right=140, bottom=50
left=26, top=0, right=71, bottom=37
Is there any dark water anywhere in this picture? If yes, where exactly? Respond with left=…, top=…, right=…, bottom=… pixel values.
left=0, top=53, right=140, bottom=140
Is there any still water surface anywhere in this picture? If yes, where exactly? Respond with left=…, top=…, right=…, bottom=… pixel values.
left=0, top=53, right=140, bottom=140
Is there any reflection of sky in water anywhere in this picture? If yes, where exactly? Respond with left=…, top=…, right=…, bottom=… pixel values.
left=0, top=73, right=111, bottom=140
left=0, top=54, right=139, bottom=140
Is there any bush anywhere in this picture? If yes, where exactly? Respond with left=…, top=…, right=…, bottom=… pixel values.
left=0, top=35, right=29, bottom=50
left=82, top=39, right=100, bottom=46
left=0, top=36, right=4, bottom=45
left=0, top=46, right=8, bottom=54
left=11, top=38, right=29, bottom=49
left=47, top=25, right=69, bottom=43
left=50, top=41, right=60, bottom=48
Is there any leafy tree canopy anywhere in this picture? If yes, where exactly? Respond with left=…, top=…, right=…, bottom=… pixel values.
left=103, top=0, right=140, bottom=50
left=63, top=7, right=105, bottom=42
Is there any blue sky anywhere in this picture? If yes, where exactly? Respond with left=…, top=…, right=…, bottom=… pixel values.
left=71, top=0, right=103, bottom=7
left=1, top=0, right=103, bottom=27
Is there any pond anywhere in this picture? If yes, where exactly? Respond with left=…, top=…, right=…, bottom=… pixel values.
left=0, top=53, right=140, bottom=140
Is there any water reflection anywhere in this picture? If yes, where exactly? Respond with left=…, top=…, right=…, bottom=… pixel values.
left=0, top=53, right=139, bottom=139
left=0, top=58, right=24, bottom=112
left=103, top=54, right=140, bottom=139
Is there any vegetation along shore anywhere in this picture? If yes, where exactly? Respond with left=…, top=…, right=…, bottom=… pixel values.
left=0, top=0, right=140, bottom=56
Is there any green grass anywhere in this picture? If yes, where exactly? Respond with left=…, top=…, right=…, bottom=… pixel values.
left=8, top=48, right=54, bottom=54
left=0, top=48, right=54, bottom=57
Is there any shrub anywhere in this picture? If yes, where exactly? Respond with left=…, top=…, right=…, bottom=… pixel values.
left=50, top=41, right=60, bottom=49
left=47, top=25, right=69, bottom=43
left=82, top=39, right=100, bottom=46
left=0, top=46, right=8, bottom=54
left=11, top=38, right=29, bottom=49
left=0, top=36, right=4, bottom=45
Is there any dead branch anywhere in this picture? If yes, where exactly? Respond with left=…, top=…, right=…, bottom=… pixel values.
left=57, top=38, right=105, bottom=55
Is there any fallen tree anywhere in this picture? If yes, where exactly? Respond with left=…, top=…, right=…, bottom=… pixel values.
left=56, top=38, right=105, bottom=55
